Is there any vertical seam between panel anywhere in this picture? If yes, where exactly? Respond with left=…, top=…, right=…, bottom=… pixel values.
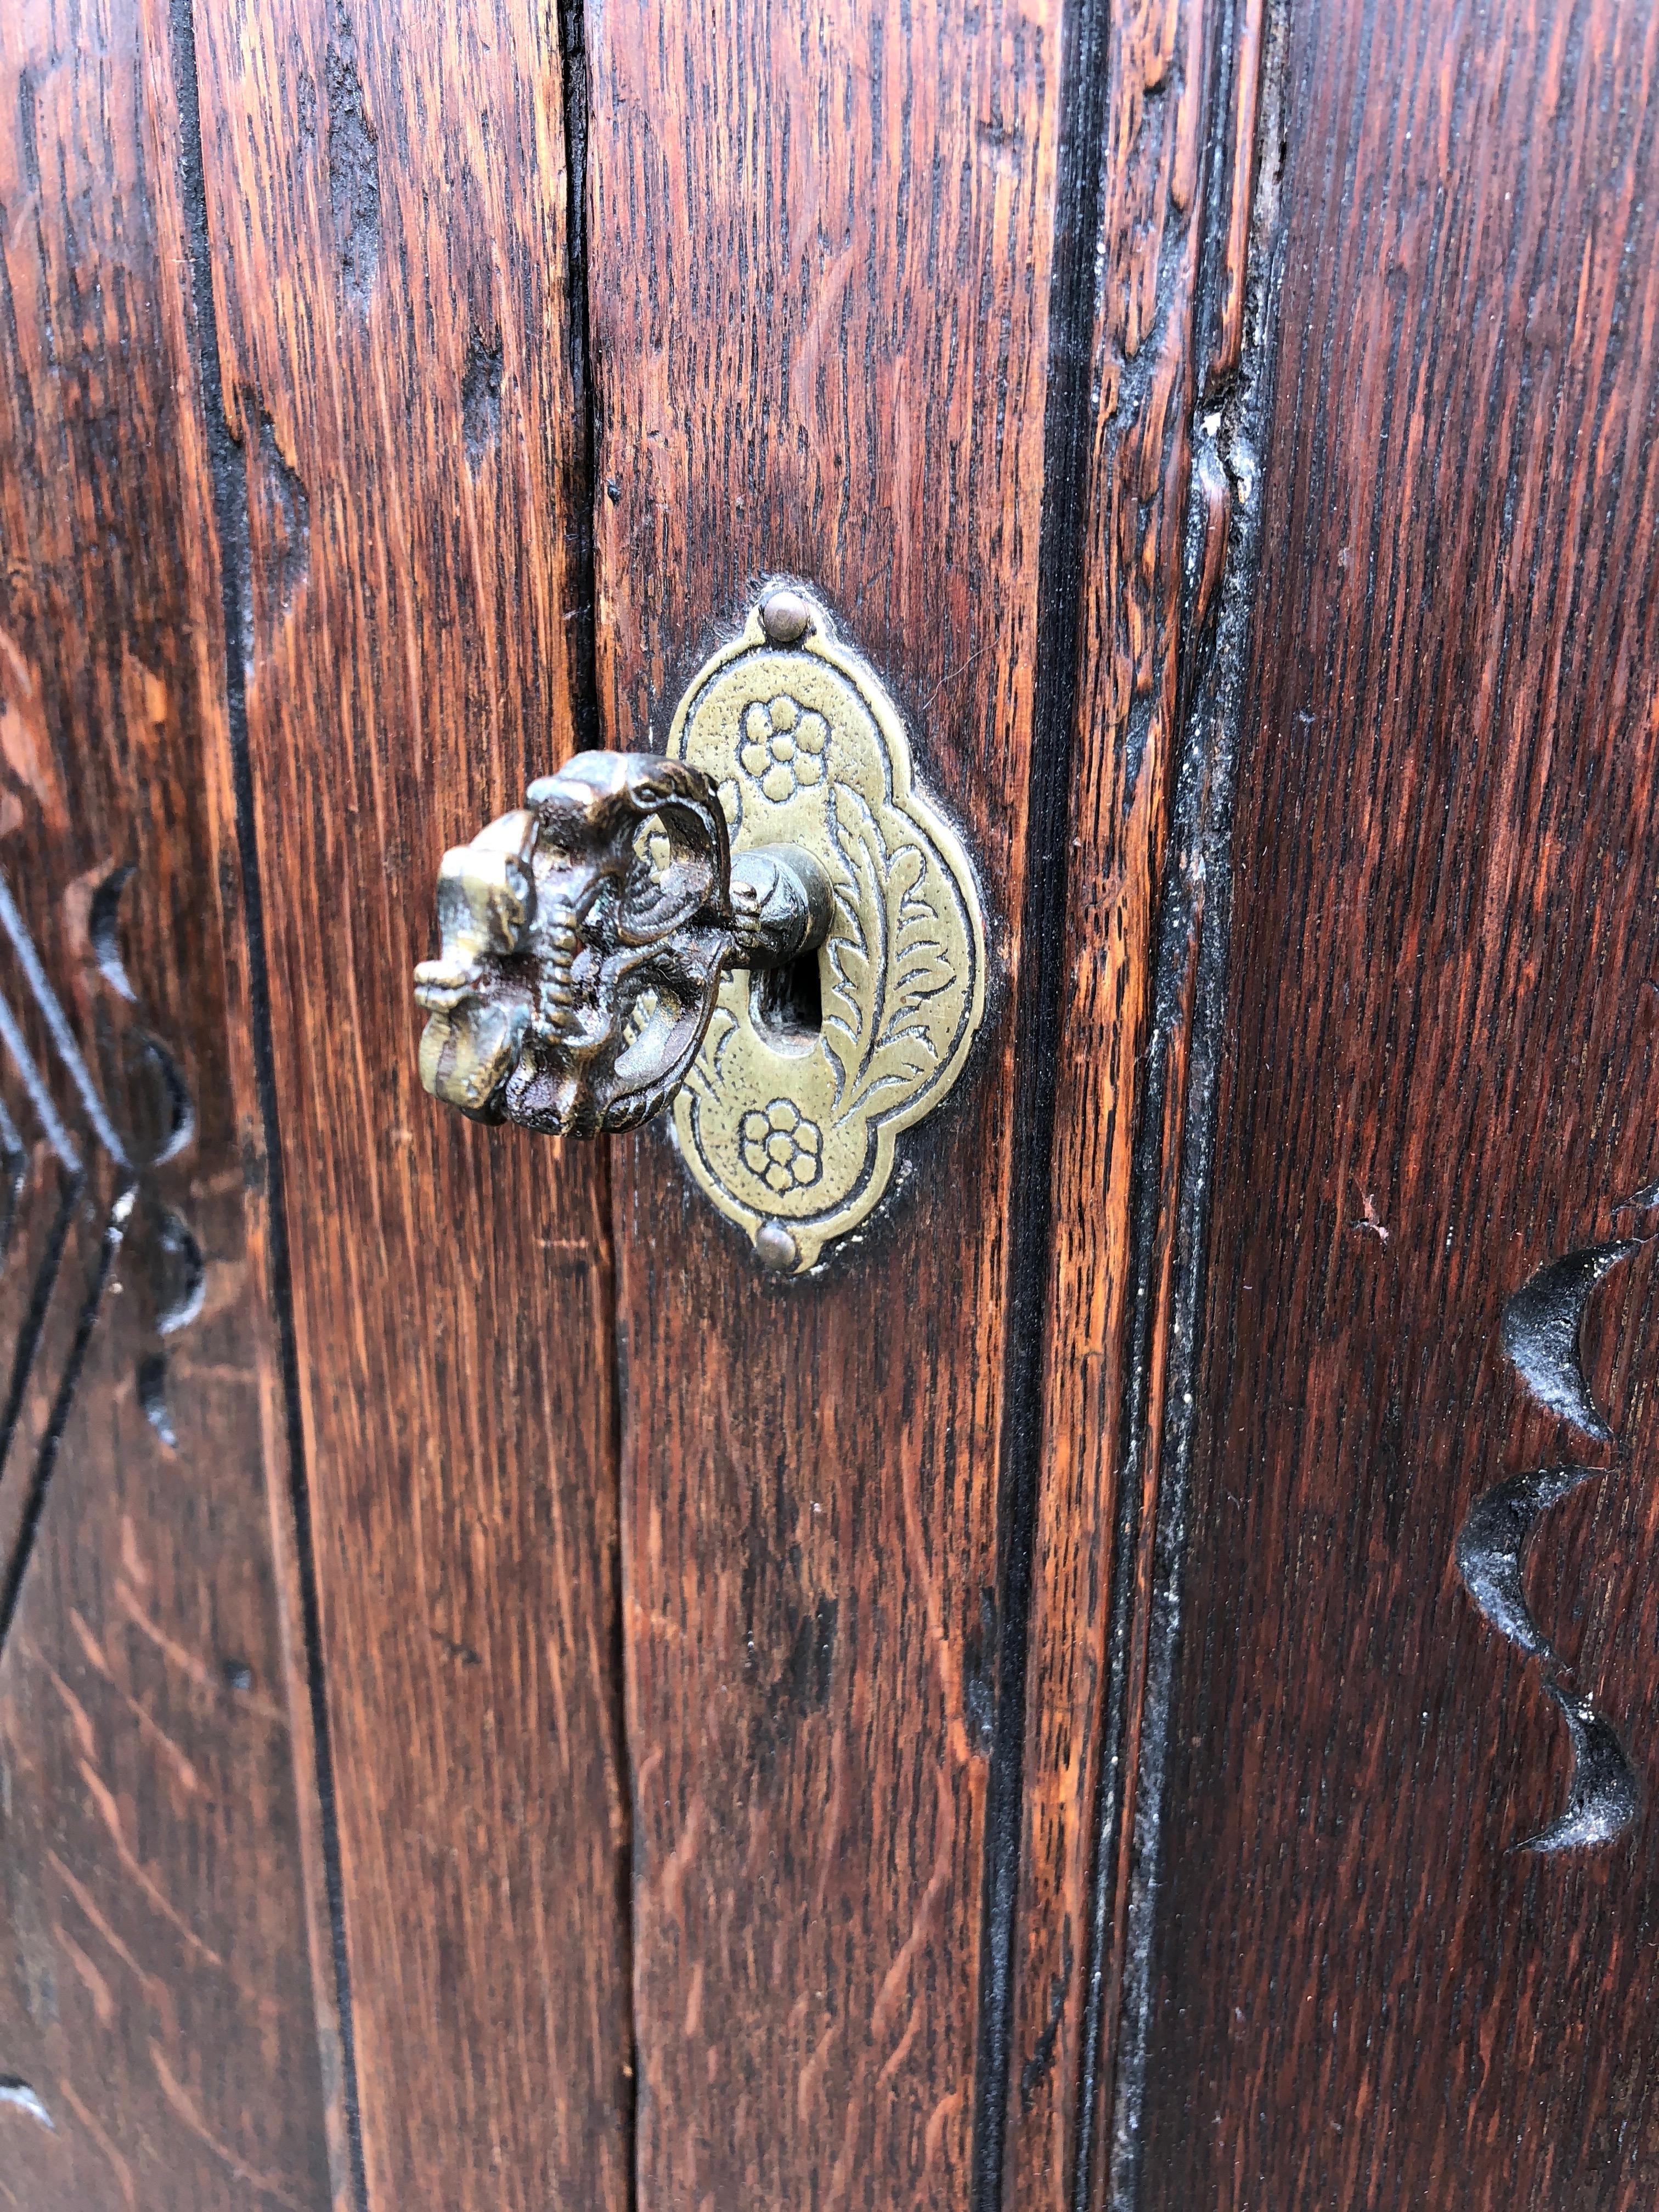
left=557, top=5, right=640, bottom=2208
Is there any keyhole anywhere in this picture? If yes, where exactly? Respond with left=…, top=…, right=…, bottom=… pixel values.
left=751, top=952, right=822, bottom=1042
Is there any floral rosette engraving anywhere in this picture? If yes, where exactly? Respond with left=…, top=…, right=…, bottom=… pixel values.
left=740, top=1099, right=823, bottom=1193
left=667, top=589, right=985, bottom=1272
left=739, top=695, right=828, bottom=799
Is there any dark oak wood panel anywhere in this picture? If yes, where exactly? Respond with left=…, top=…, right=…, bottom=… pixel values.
left=1002, top=0, right=1218, bottom=2201
left=187, top=2, right=633, bottom=2207
left=0, top=0, right=337, bottom=2202
left=582, top=4, right=1121, bottom=2204
left=1141, top=0, right=1659, bottom=2204
left=12, top=4, right=1659, bottom=2209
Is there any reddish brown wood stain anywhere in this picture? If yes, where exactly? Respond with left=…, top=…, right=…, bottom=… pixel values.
left=1003, top=0, right=1214, bottom=2200
left=7, top=0, right=1659, bottom=2204
left=0, top=0, right=337, bottom=2203
left=1141, top=1, right=1659, bottom=2204
left=585, top=3, right=1065, bottom=2202
left=185, top=2, right=633, bottom=2207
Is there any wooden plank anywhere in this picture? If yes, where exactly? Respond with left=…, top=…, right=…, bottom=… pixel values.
left=1138, top=0, right=1659, bottom=2203
left=0, top=0, right=338, bottom=2200
left=998, top=0, right=1215, bottom=2202
left=586, top=6, right=1073, bottom=2203
left=185, top=2, right=634, bottom=2207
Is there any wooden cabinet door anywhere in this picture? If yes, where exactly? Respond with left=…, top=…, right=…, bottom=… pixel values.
left=2, top=0, right=1657, bottom=2208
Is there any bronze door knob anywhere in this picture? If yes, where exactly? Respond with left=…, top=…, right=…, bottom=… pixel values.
left=414, top=750, right=833, bottom=1138
left=413, top=588, right=986, bottom=1272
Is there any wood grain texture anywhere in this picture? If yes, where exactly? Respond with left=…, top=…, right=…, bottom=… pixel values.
left=1001, top=0, right=1212, bottom=2199
left=185, top=3, right=634, bottom=2207
left=0, top=0, right=336, bottom=2202
left=1140, top=0, right=1659, bottom=2203
left=585, top=3, right=1064, bottom=2202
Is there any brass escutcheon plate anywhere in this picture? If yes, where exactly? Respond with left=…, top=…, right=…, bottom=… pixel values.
left=666, top=587, right=986, bottom=1273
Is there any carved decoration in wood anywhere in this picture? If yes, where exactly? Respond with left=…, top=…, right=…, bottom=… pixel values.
left=0, top=858, right=202, bottom=1652
left=1455, top=1231, right=1645, bottom=1850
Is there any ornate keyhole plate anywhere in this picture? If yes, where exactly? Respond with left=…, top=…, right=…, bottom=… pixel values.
left=666, top=587, right=986, bottom=1273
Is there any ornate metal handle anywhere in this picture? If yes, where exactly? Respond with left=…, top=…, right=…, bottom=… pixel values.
left=413, top=751, right=832, bottom=1138
left=413, top=586, right=986, bottom=1273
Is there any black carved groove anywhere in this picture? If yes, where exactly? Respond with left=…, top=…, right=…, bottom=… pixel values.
left=0, top=1170, right=83, bottom=1493
left=1529, top=1684, right=1641, bottom=1854
left=138, top=1351, right=176, bottom=1451
left=134, top=1032, right=196, bottom=1165
left=0, top=873, right=128, bottom=1167
left=1499, top=1242, right=1635, bottom=1446
left=0, top=1096, right=26, bottom=1269
left=1455, top=1465, right=1605, bottom=1661
left=1454, top=1235, right=1644, bottom=1853
left=95, top=855, right=198, bottom=1165
left=0, top=985, right=79, bottom=1172
left=969, top=0, right=1115, bottom=2196
left=89, top=864, right=138, bottom=1002
left=0, top=861, right=209, bottom=1521
left=0, top=865, right=216, bottom=1690
left=0, top=1187, right=132, bottom=1657
left=0, top=2078, right=52, bottom=2130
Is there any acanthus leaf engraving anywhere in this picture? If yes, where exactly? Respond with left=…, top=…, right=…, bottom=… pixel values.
left=668, top=587, right=986, bottom=1272
left=822, top=791, right=947, bottom=1120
